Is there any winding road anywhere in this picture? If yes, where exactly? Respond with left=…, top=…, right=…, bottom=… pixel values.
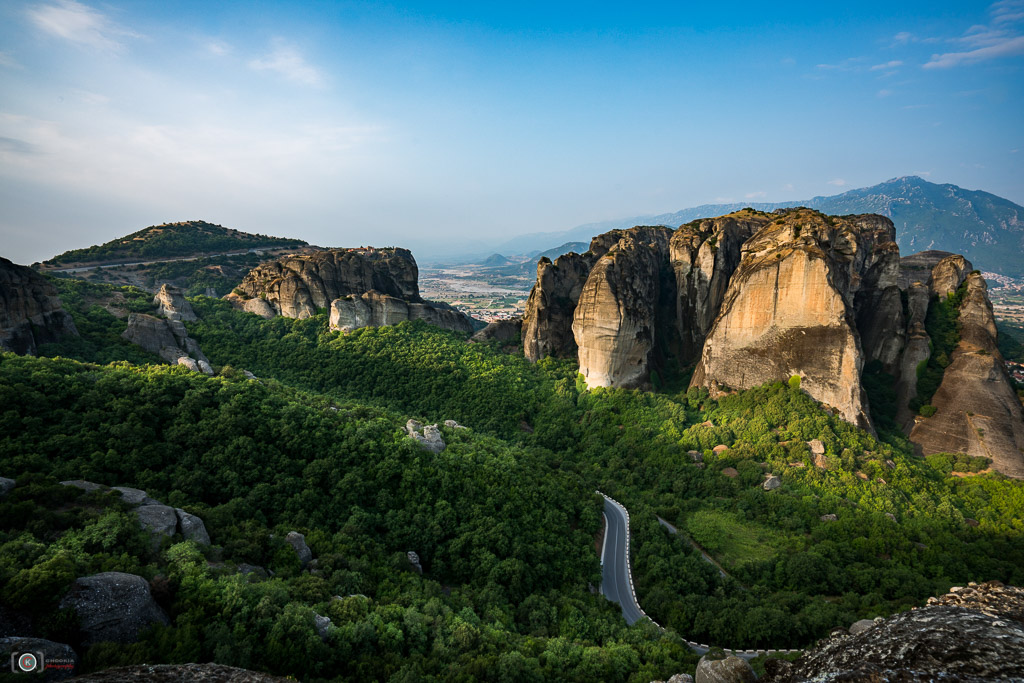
left=597, top=491, right=801, bottom=661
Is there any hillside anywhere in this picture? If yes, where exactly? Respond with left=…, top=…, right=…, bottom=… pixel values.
left=499, top=177, right=1024, bottom=277
left=42, top=221, right=308, bottom=268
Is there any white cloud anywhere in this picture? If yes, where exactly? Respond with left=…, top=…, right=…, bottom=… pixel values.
left=827, top=179, right=847, bottom=187
left=26, top=0, right=139, bottom=52
left=782, top=183, right=795, bottom=191
left=206, top=41, right=231, bottom=57
left=893, top=31, right=914, bottom=44
left=877, top=89, right=893, bottom=97
left=925, top=1, right=1024, bottom=68
left=744, top=191, right=766, bottom=199
left=870, top=60, right=903, bottom=70
left=249, top=39, right=325, bottom=87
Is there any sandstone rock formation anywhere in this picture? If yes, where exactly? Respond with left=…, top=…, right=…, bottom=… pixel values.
left=228, top=248, right=473, bottom=334
left=909, top=272, right=1024, bottom=477
left=59, top=572, right=170, bottom=644
left=329, top=291, right=472, bottom=335
left=670, top=211, right=773, bottom=361
left=762, top=581, right=1024, bottom=682
left=692, top=210, right=900, bottom=431
left=573, top=227, right=674, bottom=388
left=0, top=257, right=78, bottom=355
left=405, top=419, right=446, bottom=453
left=122, top=313, right=212, bottom=374
left=523, top=251, right=596, bottom=361
left=153, top=284, right=196, bottom=321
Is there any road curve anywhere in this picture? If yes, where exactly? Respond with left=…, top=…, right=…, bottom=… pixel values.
left=600, top=495, right=647, bottom=625
left=598, top=491, right=803, bottom=661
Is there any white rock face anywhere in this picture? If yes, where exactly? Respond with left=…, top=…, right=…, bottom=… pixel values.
left=153, top=284, right=197, bottom=322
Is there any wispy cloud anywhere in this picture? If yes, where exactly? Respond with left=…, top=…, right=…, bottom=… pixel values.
left=0, top=51, right=21, bottom=68
left=925, top=1, right=1024, bottom=68
left=744, top=191, right=767, bottom=199
left=877, top=89, right=893, bottom=98
left=206, top=41, right=231, bottom=57
left=249, top=39, right=325, bottom=87
left=827, top=178, right=847, bottom=187
left=26, top=0, right=139, bottom=52
left=816, top=57, right=867, bottom=71
left=870, top=60, right=903, bottom=70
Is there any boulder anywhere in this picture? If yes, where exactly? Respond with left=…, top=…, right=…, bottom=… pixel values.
left=59, top=572, right=169, bottom=644
left=122, top=313, right=210, bottom=372
left=807, top=439, right=825, bottom=455
left=848, top=618, right=875, bottom=635
left=135, top=505, right=178, bottom=547
left=0, top=477, right=15, bottom=497
left=237, top=564, right=271, bottom=579
left=761, top=581, right=1024, bottom=683
left=313, top=612, right=332, bottom=641
left=688, top=450, right=703, bottom=462
left=444, top=419, right=467, bottom=429
left=820, top=513, right=838, bottom=522
left=285, top=531, right=313, bottom=567
left=0, top=256, right=78, bottom=355
left=406, top=421, right=446, bottom=453
left=177, top=356, right=201, bottom=373
left=153, top=284, right=196, bottom=322
left=721, top=467, right=739, bottom=478
left=762, top=475, right=781, bottom=491
left=113, top=486, right=161, bottom=506
left=197, top=360, right=214, bottom=375
left=65, top=663, right=289, bottom=681
left=175, top=508, right=211, bottom=545
left=651, top=675, right=695, bottom=683
left=712, top=445, right=729, bottom=454
left=0, top=636, right=78, bottom=680
left=407, top=551, right=423, bottom=574
left=695, top=654, right=756, bottom=683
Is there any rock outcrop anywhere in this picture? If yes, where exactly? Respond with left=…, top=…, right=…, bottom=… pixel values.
left=175, top=508, right=211, bottom=545
left=405, top=419, right=446, bottom=453
left=694, top=654, right=756, bottom=683
left=228, top=248, right=473, bottom=334
left=909, top=272, right=1024, bottom=477
left=135, top=505, right=178, bottom=547
left=122, top=313, right=212, bottom=374
left=573, top=227, right=674, bottom=388
left=471, top=318, right=522, bottom=343
left=285, top=531, right=313, bottom=567
left=0, top=257, right=78, bottom=355
left=523, top=251, right=596, bottom=361
left=329, top=291, right=472, bottom=334
left=153, top=284, right=196, bottom=321
left=693, top=210, right=900, bottom=431
left=59, top=572, right=170, bottom=644
left=762, top=581, right=1024, bottom=683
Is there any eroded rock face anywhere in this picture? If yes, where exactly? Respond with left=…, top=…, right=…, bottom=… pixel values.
left=692, top=210, right=898, bottom=432
left=695, top=654, right=756, bottom=683
left=573, top=227, right=674, bottom=388
left=0, top=257, right=78, bottom=355
left=762, top=581, right=1024, bottom=683
left=671, top=211, right=773, bottom=362
left=153, top=284, right=196, bottom=322
left=909, top=273, right=1024, bottom=478
left=471, top=318, right=522, bottom=343
left=175, top=508, right=211, bottom=545
left=523, top=251, right=596, bottom=361
left=229, top=248, right=419, bottom=319
left=329, top=291, right=473, bottom=335
left=59, top=572, right=170, bottom=644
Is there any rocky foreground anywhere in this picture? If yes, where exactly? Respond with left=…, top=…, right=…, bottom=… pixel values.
left=0, top=256, right=78, bottom=354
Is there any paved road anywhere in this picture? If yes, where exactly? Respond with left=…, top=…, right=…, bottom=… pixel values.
left=600, top=495, right=646, bottom=625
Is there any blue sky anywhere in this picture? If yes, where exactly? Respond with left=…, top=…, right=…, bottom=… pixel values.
left=1, top=0, right=1022, bottom=263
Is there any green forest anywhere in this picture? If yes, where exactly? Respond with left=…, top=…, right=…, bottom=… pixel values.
left=3, top=282, right=1023, bottom=681
left=42, top=221, right=307, bottom=266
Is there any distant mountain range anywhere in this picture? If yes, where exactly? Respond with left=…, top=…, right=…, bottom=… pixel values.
left=496, top=177, right=1024, bottom=277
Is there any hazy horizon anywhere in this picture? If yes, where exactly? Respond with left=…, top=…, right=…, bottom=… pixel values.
left=2, top=0, right=1023, bottom=264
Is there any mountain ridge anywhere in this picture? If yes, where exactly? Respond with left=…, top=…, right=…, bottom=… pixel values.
left=498, top=177, right=1024, bottom=277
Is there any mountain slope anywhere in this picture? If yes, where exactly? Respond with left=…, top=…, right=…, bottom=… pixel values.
left=501, top=177, right=1024, bottom=277
left=42, top=220, right=308, bottom=267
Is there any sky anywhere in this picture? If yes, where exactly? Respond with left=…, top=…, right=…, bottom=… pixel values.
left=1, top=0, right=1023, bottom=263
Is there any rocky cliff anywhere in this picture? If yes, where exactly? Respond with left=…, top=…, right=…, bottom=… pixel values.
left=522, top=251, right=597, bottom=361
left=692, top=210, right=901, bottom=431
left=229, top=248, right=473, bottom=334
left=572, top=226, right=673, bottom=388
left=908, top=272, right=1024, bottom=477
left=0, top=257, right=78, bottom=355
left=228, top=248, right=419, bottom=319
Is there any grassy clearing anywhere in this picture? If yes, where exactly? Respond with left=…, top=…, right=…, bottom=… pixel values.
left=684, top=509, right=783, bottom=569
